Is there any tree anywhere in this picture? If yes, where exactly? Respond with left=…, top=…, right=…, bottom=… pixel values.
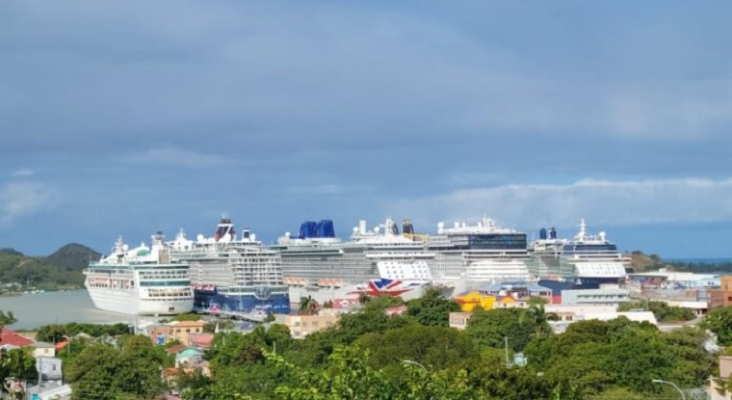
left=66, top=344, right=121, bottom=400
left=357, top=292, right=371, bottom=305
left=355, top=324, right=478, bottom=372
left=298, top=296, right=319, bottom=315
left=465, top=307, right=538, bottom=352
left=67, top=337, right=170, bottom=400
left=701, top=306, right=732, bottom=345
left=520, top=304, right=554, bottom=339
left=271, top=345, right=487, bottom=400
left=0, top=311, right=17, bottom=328
left=405, top=287, right=460, bottom=327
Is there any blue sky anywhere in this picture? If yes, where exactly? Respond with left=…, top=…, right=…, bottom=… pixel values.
left=2, top=1, right=732, bottom=258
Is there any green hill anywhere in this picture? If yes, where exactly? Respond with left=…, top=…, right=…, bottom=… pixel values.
left=0, top=243, right=100, bottom=292
left=45, top=243, right=102, bottom=270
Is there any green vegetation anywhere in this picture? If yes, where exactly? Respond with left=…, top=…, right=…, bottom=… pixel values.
left=701, top=306, right=732, bottom=346
left=66, top=335, right=173, bottom=400
left=0, top=311, right=37, bottom=398
left=35, top=322, right=131, bottom=343
left=618, top=301, right=696, bottom=322
left=0, top=244, right=101, bottom=291
left=0, top=310, right=17, bottom=328
left=16, top=289, right=716, bottom=399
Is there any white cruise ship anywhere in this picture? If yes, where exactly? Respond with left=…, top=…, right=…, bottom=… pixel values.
left=425, top=216, right=532, bottom=293
left=84, top=233, right=194, bottom=316
left=271, top=218, right=435, bottom=307
left=167, top=217, right=290, bottom=315
left=528, top=219, right=629, bottom=293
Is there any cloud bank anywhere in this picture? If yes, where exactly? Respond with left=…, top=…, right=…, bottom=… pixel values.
left=0, top=181, right=56, bottom=224
left=394, top=178, right=732, bottom=233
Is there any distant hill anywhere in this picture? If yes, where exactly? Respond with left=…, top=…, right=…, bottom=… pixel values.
left=0, top=243, right=101, bottom=291
left=0, top=248, right=24, bottom=257
left=626, top=251, right=667, bottom=273
left=45, top=243, right=102, bottom=270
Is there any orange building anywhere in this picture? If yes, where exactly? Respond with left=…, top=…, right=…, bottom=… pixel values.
left=707, top=276, right=732, bottom=310
left=150, top=320, right=207, bottom=346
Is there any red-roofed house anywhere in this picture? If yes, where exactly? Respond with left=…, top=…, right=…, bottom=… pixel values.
left=186, top=333, right=214, bottom=349
left=0, top=328, right=34, bottom=349
left=54, top=341, right=68, bottom=352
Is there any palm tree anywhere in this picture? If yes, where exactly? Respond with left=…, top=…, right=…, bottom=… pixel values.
left=522, top=304, right=552, bottom=338
left=358, top=293, right=371, bottom=305
left=298, top=296, right=320, bottom=315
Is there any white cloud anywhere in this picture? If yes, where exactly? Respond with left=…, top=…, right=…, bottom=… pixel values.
left=123, top=147, right=235, bottom=168
left=0, top=182, right=56, bottom=224
left=391, top=178, right=732, bottom=233
left=11, top=169, right=34, bottom=178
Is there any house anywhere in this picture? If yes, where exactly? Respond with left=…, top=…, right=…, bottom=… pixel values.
left=284, top=314, right=339, bottom=339
left=449, top=312, right=472, bottom=330
left=175, top=347, right=205, bottom=368
left=150, top=321, right=207, bottom=346
left=36, top=357, right=63, bottom=382
left=26, top=382, right=72, bottom=400
left=0, top=327, right=34, bottom=349
left=33, top=341, right=56, bottom=358
left=186, top=333, right=214, bottom=349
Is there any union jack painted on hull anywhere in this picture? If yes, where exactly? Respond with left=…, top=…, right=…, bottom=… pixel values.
left=347, top=278, right=422, bottom=297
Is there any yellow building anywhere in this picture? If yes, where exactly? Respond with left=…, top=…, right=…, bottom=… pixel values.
left=455, top=291, right=496, bottom=312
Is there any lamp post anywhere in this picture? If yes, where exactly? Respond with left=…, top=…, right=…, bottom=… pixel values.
left=401, top=359, right=427, bottom=372
left=651, top=379, right=685, bottom=400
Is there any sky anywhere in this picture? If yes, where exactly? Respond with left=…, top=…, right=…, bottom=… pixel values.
left=2, top=0, right=732, bottom=258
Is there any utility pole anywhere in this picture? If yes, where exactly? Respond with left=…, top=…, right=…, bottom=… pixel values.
left=504, top=336, right=510, bottom=367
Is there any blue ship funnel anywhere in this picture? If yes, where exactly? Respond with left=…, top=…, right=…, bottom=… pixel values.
left=549, top=228, right=557, bottom=239
left=539, top=228, right=547, bottom=240
left=317, top=220, right=336, bottom=238
left=299, top=221, right=318, bottom=239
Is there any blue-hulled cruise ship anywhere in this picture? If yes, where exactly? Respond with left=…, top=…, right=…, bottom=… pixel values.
left=167, top=217, right=290, bottom=315
left=527, top=219, right=629, bottom=294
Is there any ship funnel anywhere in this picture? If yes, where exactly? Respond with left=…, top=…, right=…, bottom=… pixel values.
left=358, top=220, right=367, bottom=235
left=402, top=219, right=414, bottom=235
left=317, top=220, right=335, bottom=238
left=299, top=221, right=318, bottom=239
left=539, top=228, right=547, bottom=240
left=549, top=227, right=557, bottom=240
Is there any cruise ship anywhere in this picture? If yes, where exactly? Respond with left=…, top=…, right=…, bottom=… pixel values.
left=528, top=219, right=629, bottom=293
left=167, top=217, right=290, bottom=315
left=84, top=233, right=194, bottom=316
left=425, top=216, right=532, bottom=293
left=271, top=218, right=435, bottom=307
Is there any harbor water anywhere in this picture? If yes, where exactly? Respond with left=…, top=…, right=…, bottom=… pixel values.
left=0, top=290, right=144, bottom=330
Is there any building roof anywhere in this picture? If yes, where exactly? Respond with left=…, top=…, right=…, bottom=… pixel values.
left=33, top=341, right=55, bottom=349
left=477, top=281, right=553, bottom=294
left=168, top=320, right=206, bottom=328
left=0, top=328, right=34, bottom=347
left=54, top=341, right=69, bottom=352
left=187, top=333, right=214, bottom=349
left=165, top=344, right=188, bottom=355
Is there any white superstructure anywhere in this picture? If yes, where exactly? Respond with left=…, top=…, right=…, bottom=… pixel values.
left=272, top=218, right=435, bottom=304
left=166, top=217, right=290, bottom=314
left=561, top=219, right=629, bottom=280
left=84, top=233, right=194, bottom=316
left=529, top=220, right=629, bottom=285
left=426, top=216, right=532, bottom=292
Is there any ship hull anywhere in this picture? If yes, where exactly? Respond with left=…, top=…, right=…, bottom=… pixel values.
left=86, top=287, right=194, bottom=316
left=538, top=277, right=623, bottom=295
left=194, top=288, right=291, bottom=314
left=288, top=281, right=428, bottom=307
